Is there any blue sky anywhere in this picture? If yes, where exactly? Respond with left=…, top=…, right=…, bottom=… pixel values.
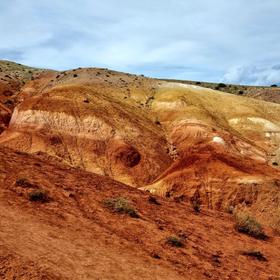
left=0, top=0, right=280, bottom=85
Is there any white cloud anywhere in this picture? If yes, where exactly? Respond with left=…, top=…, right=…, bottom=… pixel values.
left=223, top=65, right=280, bottom=86
left=0, top=0, right=279, bottom=84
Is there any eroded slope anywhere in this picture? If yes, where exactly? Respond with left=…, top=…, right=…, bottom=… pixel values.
left=0, top=69, right=172, bottom=187
left=0, top=147, right=279, bottom=280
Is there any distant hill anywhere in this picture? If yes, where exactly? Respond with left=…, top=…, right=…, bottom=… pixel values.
left=161, top=78, right=280, bottom=104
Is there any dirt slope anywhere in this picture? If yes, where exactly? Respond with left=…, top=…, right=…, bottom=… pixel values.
left=0, top=147, right=279, bottom=280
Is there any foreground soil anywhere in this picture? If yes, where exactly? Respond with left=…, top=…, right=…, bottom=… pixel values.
left=0, top=147, right=279, bottom=279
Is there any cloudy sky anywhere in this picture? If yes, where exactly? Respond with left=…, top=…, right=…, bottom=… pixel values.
left=0, top=0, right=279, bottom=85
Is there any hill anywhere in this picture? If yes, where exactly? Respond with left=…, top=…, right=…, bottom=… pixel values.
left=0, top=61, right=280, bottom=279
left=162, top=78, right=280, bottom=104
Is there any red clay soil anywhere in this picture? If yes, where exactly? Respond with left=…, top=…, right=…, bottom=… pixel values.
left=0, top=146, right=279, bottom=280
left=144, top=144, right=280, bottom=228
left=158, top=144, right=279, bottom=180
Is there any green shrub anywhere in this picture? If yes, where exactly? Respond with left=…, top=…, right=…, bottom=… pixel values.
left=28, top=189, right=49, bottom=202
left=16, top=178, right=32, bottom=188
left=151, top=252, right=161, bottom=259
left=103, top=197, right=139, bottom=218
left=166, top=236, right=184, bottom=247
left=190, top=190, right=201, bottom=213
left=192, top=200, right=201, bottom=213
left=218, top=83, right=227, bottom=88
left=235, top=212, right=267, bottom=239
left=154, top=117, right=161, bottom=125
left=225, top=205, right=235, bottom=214
left=241, top=249, right=267, bottom=261
left=148, top=196, right=161, bottom=205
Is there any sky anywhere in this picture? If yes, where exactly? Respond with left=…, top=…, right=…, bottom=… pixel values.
left=0, top=0, right=280, bottom=85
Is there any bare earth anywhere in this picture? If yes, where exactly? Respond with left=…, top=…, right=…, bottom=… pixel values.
left=0, top=61, right=279, bottom=279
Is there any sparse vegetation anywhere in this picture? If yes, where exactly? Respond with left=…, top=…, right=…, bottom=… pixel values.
left=192, top=200, right=201, bottom=213
left=166, top=236, right=184, bottom=247
left=225, top=204, right=235, bottom=214
left=218, top=83, right=226, bottom=88
left=49, top=135, right=62, bottom=145
left=16, top=178, right=33, bottom=188
left=174, top=195, right=185, bottom=203
left=145, top=96, right=154, bottom=105
left=159, top=78, right=280, bottom=105
left=241, top=249, right=267, bottom=261
left=148, top=196, right=161, bottom=205
left=150, top=252, right=161, bottom=259
left=211, top=253, right=222, bottom=266
left=271, top=84, right=278, bottom=87
left=16, top=178, right=49, bottom=202
left=234, top=211, right=267, bottom=239
left=103, top=197, right=139, bottom=218
left=190, top=190, right=201, bottom=213
left=28, top=189, right=49, bottom=202
left=154, top=117, right=161, bottom=125
left=4, top=99, right=14, bottom=106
